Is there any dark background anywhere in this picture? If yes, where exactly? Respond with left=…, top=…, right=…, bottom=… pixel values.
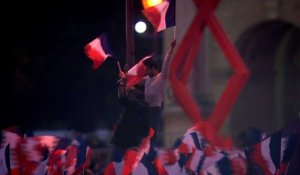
left=1, top=0, right=158, bottom=132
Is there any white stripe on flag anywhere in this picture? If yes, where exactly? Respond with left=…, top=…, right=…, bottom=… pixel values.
left=261, top=137, right=276, bottom=174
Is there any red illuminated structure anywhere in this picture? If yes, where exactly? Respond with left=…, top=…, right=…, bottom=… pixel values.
left=169, top=0, right=250, bottom=134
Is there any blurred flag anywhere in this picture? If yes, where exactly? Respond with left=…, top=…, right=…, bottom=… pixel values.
left=246, top=119, right=299, bottom=175
left=16, top=137, right=50, bottom=175
left=47, top=149, right=67, bottom=175
left=33, top=158, right=49, bottom=175
left=132, top=154, right=157, bottom=175
left=84, top=34, right=113, bottom=69
left=142, top=0, right=175, bottom=32
left=201, top=156, right=234, bottom=175
left=157, top=126, right=228, bottom=174
left=103, top=159, right=124, bottom=175
left=279, top=134, right=298, bottom=174
left=0, top=131, right=96, bottom=175
left=0, top=131, right=21, bottom=175
left=0, top=146, right=9, bottom=175
left=126, top=55, right=152, bottom=87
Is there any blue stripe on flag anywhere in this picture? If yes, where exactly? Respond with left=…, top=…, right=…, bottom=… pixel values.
left=191, top=132, right=201, bottom=150
left=140, top=154, right=157, bottom=175
left=99, top=33, right=114, bottom=57
left=178, top=153, right=188, bottom=168
left=282, top=134, right=298, bottom=163
left=5, top=144, right=10, bottom=175
left=216, top=156, right=233, bottom=175
left=197, top=155, right=205, bottom=173
left=269, top=131, right=282, bottom=169
left=165, top=0, right=175, bottom=28
left=173, top=137, right=183, bottom=149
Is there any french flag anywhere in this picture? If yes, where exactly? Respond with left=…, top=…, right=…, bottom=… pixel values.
left=126, top=55, right=152, bottom=87
left=15, top=137, right=51, bottom=175
left=248, top=130, right=298, bottom=175
left=132, top=154, right=157, bottom=175
left=84, top=34, right=112, bottom=69
left=201, top=156, right=233, bottom=175
left=142, top=0, right=175, bottom=32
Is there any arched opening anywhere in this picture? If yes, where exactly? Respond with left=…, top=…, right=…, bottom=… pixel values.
left=231, top=20, right=300, bottom=139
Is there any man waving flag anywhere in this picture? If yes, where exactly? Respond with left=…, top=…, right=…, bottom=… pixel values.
left=142, top=0, right=175, bottom=32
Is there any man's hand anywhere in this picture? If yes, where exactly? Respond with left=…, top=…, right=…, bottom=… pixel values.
left=119, top=70, right=126, bottom=79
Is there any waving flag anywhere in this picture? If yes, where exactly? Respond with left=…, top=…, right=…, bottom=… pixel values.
left=246, top=118, right=299, bottom=175
left=0, top=130, right=97, bottom=175
left=154, top=126, right=230, bottom=175
left=132, top=154, right=157, bottom=175
left=0, top=131, right=22, bottom=175
left=84, top=34, right=113, bottom=69
left=126, top=55, right=152, bottom=87
left=142, top=0, right=175, bottom=32
left=15, top=137, right=50, bottom=175
left=202, top=156, right=233, bottom=175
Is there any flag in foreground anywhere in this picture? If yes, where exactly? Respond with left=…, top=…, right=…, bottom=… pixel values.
left=142, top=0, right=175, bottom=32
left=246, top=119, right=299, bottom=175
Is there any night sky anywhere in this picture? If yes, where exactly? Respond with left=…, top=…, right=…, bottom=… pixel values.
left=1, top=0, right=154, bottom=132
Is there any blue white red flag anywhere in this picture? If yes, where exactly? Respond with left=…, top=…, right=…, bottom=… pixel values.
left=84, top=34, right=113, bottom=69
left=126, top=55, right=152, bottom=87
left=201, top=156, right=234, bottom=175
left=142, top=0, right=175, bottom=32
left=0, top=144, right=9, bottom=175
left=246, top=119, right=299, bottom=175
left=132, top=154, right=157, bottom=175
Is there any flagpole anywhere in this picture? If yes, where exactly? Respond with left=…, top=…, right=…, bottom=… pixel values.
left=173, top=26, right=176, bottom=40
left=126, top=0, right=135, bottom=68
left=117, top=61, right=122, bottom=72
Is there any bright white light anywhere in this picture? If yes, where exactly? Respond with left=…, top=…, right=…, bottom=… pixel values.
left=135, top=21, right=147, bottom=33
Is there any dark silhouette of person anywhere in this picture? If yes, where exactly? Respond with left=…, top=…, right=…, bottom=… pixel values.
left=110, top=72, right=151, bottom=162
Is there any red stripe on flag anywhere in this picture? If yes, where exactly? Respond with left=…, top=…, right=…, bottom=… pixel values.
left=142, top=0, right=175, bottom=32
left=142, top=1, right=169, bottom=32
left=84, top=36, right=109, bottom=69
left=126, top=55, right=152, bottom=87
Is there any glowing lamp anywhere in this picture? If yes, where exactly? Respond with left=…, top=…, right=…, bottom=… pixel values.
left=135, top=21, right=147, bottom=33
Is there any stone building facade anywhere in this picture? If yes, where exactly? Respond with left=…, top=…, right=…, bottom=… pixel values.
left=162, top=0, right=300, bottom=146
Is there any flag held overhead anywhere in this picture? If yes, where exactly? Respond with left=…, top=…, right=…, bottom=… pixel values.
left=142, top=0, right=175, bottom=32
left=84, top=34, right=112, bottom=69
